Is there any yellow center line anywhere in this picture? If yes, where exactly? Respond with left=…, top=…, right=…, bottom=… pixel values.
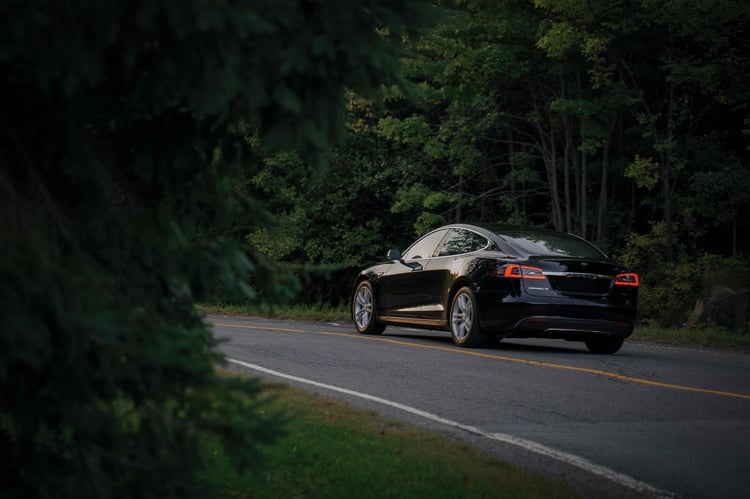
left=211, top=321, right=750, bottom=401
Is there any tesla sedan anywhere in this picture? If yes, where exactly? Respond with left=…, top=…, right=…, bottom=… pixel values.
left=351, top=223, right=638, bottom=354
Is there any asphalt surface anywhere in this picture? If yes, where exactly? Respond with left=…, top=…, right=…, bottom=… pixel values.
left=209, top=315, right=750, bottom=499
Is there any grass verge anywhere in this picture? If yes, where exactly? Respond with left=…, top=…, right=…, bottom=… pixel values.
left=630, top=325, right=750, bottom=352
left=206, top=375, right=580, bottom=499
left=198, top=302, right=350, bottom=323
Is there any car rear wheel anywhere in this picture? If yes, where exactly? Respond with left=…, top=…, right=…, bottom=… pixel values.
left=353, top=281, right=386, bottom=335
left=450, top=287, right=488, bottom=347
left=585, top=336, right=624, bottom=354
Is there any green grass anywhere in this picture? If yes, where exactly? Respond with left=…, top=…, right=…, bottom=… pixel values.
left=197, top=302, right=350, bottom=323
left=206, top=378, right=580, bottom=499
left=630, top=325, right=750, bottom=351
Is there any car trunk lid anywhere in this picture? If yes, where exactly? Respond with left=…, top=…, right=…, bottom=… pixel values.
left=521, top=259, right=625, bottom=297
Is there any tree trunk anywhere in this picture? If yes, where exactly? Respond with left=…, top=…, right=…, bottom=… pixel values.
left=733, top=212, right=737, bottom=258
left=547, top=120, right=564, bottom=231
left=456, top=175, right=463, bottom=222
left=662, top=153, right=673, bottom=262
left=531, top=84, right=564, bottom=231
left=563, top=115, right=573, bottom=233
left=595, top=124, right=613, bottom=242
left=579, top=145, right=588, bottom=238
left=662, top=78, right=675, bottom=263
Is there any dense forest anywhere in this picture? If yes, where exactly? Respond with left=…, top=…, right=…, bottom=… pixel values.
left=1, top=1, right=748, bottom=497
left=246, top=0, right=750, bottom=328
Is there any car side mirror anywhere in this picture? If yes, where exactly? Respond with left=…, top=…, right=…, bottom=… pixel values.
left=387, top=248, right=402, bottom=261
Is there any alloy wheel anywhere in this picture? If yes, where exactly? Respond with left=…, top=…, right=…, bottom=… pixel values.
left=451, top=293, right=473, bottom=340
left=354, top=285, right=374, bottom=330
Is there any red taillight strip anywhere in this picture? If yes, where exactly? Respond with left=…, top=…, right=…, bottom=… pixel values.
left=614, top=273, right=639, bottom=287
left=503, top=264, right=546, bottom=280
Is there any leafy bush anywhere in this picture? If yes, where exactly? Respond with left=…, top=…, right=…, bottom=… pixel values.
left=0, top=1, right=434, bottom=497
left=621, top=229, right=750, bottom=327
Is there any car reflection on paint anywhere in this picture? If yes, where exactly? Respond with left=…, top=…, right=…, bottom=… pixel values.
left=351, top=223, right=638, bottom=354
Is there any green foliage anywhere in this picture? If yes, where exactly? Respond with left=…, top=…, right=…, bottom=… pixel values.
left=625, top=155, right=661, bottom=191
left=620, top=226, right=750, bottom=327
left=637, top=257, right=750, bottom=329
left=240, top=127, right=436, bottom=305
left=0, top=0, right=436, bottom=497
left=390, top=183, right=458, bottom=235
left=377, top=115, right=432, bottom=144
left=233, top=0, right=750, bottom=326
left=688, top=136, right=750, bottom=255
left=249, top=133, right=411, bottom=265
left=536, top=20, right=581, bottom=59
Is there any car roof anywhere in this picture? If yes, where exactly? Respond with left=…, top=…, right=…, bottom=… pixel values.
left=437, top=223, right=608, bottom=260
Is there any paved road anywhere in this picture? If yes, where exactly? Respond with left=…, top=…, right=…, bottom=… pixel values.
left=209, top=315, right=750, bottom=499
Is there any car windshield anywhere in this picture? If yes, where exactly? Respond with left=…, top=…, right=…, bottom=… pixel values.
left=489, top=226, right=607, bottom=260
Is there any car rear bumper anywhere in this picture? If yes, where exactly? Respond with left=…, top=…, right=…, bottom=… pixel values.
left=477, top=299, right=635, bottom=340
left=503, top=315, right=633, bottom=340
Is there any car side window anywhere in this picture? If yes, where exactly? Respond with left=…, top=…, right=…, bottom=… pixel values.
left=437, top=229, right=489, bottom=257
left=470, top=232, right=490, bottom=251
left=402, top=229, right=448, bottom=260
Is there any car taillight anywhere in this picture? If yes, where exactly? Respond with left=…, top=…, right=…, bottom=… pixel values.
left=503, top=264, right=546, bottom=280
left=614, top=273, right=639, bottom=287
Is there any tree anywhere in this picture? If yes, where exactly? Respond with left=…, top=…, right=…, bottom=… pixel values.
left=0, top=1, right=435, bottom=497
left=181, top=1, right=750, bottom=326
left=374, top=0, right=552, bottom=231
left=614, top=0, right=750, bottom=261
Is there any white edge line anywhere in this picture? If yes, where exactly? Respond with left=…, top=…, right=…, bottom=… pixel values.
left=227, top=357, right=674, bottom=498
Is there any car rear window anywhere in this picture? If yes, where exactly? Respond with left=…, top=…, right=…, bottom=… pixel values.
left=494, top=229, right=607, bottom=260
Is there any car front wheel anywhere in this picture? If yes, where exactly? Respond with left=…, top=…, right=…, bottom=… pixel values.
left=449, top=287, right=488, bottom=347
left=585, top=336, right=624, bottom=354
left=352, top=280, right=386, bottom=335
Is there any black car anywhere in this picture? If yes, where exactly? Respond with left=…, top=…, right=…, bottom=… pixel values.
left=351, top=223, right=638, bottom=354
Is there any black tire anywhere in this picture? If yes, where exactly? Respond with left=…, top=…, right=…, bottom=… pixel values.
left=352, top=280, right=386, bottom=335
left=449, top=287, right=488, bottom=347
left=585, top=336, right=625, bottom=354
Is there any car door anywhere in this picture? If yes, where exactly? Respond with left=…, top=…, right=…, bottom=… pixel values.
left=377, top=229, right=448, bottom=319
left=421, top=228, right=490, bottom=321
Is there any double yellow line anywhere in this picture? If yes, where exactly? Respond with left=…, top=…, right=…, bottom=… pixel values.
left=211, top=321, right=750, bottom=401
